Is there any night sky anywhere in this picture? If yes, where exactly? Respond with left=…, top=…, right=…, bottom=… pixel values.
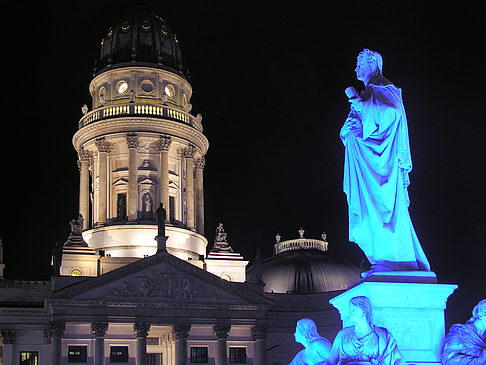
left=2, top=1, right=485, bottom=329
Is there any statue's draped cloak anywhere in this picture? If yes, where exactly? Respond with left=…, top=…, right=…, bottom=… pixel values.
left=441, top=323, right=486, bottom=364
left=338, top=325, right=403, bottom=364
left=341, top=80, right=430, bottom=271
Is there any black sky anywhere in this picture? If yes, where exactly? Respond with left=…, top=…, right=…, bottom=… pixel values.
left=2, top=1, right=485, bottom=328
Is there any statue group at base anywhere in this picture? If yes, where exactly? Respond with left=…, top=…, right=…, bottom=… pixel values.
left=290, top=297, right=403, bottom=365
left=341, top=49, right=430, bottom=275
left=441, top=299, right=486, bottom=364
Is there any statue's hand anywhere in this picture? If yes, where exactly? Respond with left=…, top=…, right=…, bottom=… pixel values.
left=340, top=117, right=359, bottom=140
left=348, top=96, right=363, bottom=113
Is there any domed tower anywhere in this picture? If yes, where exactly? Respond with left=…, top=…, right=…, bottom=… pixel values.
left=72, top=9, right=208, bottom=266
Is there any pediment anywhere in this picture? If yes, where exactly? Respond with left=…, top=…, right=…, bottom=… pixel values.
left=138, top=177, right=157, bottom=185
left=113, top=178, right=128, bottom=186
left=50, top=252, right=271, bottom=307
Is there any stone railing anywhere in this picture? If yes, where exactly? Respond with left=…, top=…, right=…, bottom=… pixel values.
left=78, top=103, right=203, bottom=132
left=274, top=238, right=328, bottom=255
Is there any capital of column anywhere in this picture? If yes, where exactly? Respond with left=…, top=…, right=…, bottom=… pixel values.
left=134, top=322, right=151, bottom=337
left=95, top=138, right=112, bottom=152
left=213, top=323, right=231, bottom=340
left=78, top=147, right=93, bottom=162
left=180, top=144, right=196, bottom=159
left=0, top=329, right=16, bottom=344
left=154, top=135, right=172, bottom=152
left=48, top=321, right=66, bottom=339
left=91, top=322, right=109, bottom=337
left=251, top=324, right=267, bottom=340
left=194, top=157, right=206, bottom=169
left=126, top=134, right=139, bottom=149
left=173, top=323, right=191, bottom=340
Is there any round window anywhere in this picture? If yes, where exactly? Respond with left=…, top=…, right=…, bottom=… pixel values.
left=121, top=21, right=130, bottom=31
left=140, top=80, right=154, bottom=93
left=71, top=269, right=82, bottom=276
left=164, top=84, right=175, bottom=98
left=117, top=81, right=128, bottom=94
left=221, top=274, right=231, bottom=282
left=141, top=20, right=151, bottom=31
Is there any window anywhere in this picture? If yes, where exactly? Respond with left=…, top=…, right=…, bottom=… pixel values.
left=110, top=346, right=129, bottom=363
left=190, top=347, right=208, bottom=363
left=169, top=196, right=176, bottom=223
left=20, top=352, right=38, bottom=365
left=147, top=353, right=163, bottom=365
left=68, top=346, right=87, bottom=363
left=229, top=348, right=246, bottom=363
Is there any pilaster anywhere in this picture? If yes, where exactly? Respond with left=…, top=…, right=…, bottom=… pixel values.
left=91, top=321, right=109, bottom=365
left=78, top=147, right=92, bottom=230
left=251, top=325, right=267, bottom=365
left=126, top=134, right=139, bottom=222
left=49, top=321, right=65, bottom=365
left=182, top=145, right=196, bottom=229
left=194, top=157, right=205, bottom=234
left=95, top=138, right=111, bottom=225
left=173, top=323, right=191, bottom=365
left=213, top=323, right=231, bottom=365
left=154, top=135, right=172, bottom=221
left=134, top=322, right=151, bottom=365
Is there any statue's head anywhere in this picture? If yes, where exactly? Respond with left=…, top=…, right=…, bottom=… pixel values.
left=349, top=296, right=373, bottom=325
left=469, top=299, right=486, bottom=326
left=294, top=318, right=321, bottom=347
left=355, top=49, right=383, bottom=83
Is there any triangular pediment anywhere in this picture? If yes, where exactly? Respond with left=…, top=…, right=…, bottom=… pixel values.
left=50, top=252, right=271, bottom=308
left=113, top=178, right=128, bottom=186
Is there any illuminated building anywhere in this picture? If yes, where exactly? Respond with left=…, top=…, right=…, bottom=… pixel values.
left=0, top=9, right=361, bottom=365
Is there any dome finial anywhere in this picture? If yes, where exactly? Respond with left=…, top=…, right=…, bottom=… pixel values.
left=298, top=227, right=305, bottom=238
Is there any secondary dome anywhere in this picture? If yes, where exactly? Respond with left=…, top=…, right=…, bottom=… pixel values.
left=95, top=8, right=185, bottom=77
left=247, top=230, right=361, bottom=294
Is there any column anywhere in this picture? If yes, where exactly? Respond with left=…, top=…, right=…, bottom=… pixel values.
left=126, top=134, right=139, bottom=222
left=78, top=147, right=92, bottom=230
left=213, top=323, right=231, bottom=365
left=91, top=322, right=108, bottom=365
left=49, top=321, right=65, bottom=365
left=134, top=322, right=150, bottom=365
left=251, top=325, right=267, bottom=365
left=173, top=324, right=191, bottom=365
left=183, top=145, right=196, bottom=229
left=155, top=135, right=172, bottom=221
left=95, top=138, right=111, bottom=226
left=0, top=329, right=16, bottom=365
left=194, top=157, right=205, bottom=234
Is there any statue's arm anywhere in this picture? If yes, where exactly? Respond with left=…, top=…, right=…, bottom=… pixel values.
left=289, top=349, right=306, bottom=365
left=324, top=331, right=343, bottom=365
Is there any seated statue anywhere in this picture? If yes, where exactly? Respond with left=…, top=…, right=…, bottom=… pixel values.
left=326, top=296, right=404, bottom=364
left=290, top=318, right=332, bottom=365
left=441, top=299, right=486, bottom=364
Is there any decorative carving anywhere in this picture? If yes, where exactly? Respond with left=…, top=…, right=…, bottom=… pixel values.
left=48, top=321, right=66, bottom=338
left=251, top=324, right=267, bottom=340
left=126, top=134, right=139, bottom=149
left=91, top=322, right=108, bottom=337
left=211, top=223, right=233, bottom=253
left=173, top=324, right=191, bottom=340
left=181, top=144, right=196, bottom=159
left=95, top=138, right=112, bottom=153
left=0, top=329, right=16, bottom=344
left=213, top=323, right=231, bottom=340
left=106, top=267, right=219, bottom=301
left=78, top=147, right=92, bottom=162
left=154, top=135, right=172, bottom=152
left=134, top=322, right=151, bottom=337
left=194, top=157, right=206, bottom=169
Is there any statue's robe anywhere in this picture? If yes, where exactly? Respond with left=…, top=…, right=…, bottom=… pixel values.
left=341, top=77, right=430, bottom=271
left=441, top=323, right=486, bottom=364
left=337, top=325, right=403, bottom=364
left=290, top=337, right=332, bottom=365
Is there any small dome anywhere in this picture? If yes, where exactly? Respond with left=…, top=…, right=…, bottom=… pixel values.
left=247, top=235, right=361, bottom=294
left=95, top=8, right=185, bottom=77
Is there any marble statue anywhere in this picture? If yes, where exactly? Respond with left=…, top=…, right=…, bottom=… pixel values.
left=340, top=49, right=430, bottom=275
left=212, top=223, right=233, bottom=252
left=290, top=318, right=332, bottom=365
left=156, top=203, right=166, bottom=237
left=325, top=296, right=404, bottom=364
left=441, top=299, right=486, bottom=364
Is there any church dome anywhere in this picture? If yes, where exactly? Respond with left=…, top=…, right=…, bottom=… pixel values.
left=94, top=8, right=185, bottom=77
left=247, top=231, right=361, bottom=294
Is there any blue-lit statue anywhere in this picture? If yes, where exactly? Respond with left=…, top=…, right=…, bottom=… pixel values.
left=326, top=296, right=404, bottom=364
left=341, top=49, right=430, bottom=275
left=441, top=299, right=486, bottom=364
left=290, top=318, right=332, bottom=365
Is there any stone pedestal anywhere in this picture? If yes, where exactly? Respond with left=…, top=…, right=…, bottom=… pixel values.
left=329, top=272, right=457, bottom=364
left=155, top=235, right=169, bottom=253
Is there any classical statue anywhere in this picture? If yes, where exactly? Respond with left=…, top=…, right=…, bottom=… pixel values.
left=290, top=318, right=332, bottom=365
left=325, top=296, right=404, bottom=365
left=211, top=223, right=233, bottom=252
left=441, top=299, right=486, bottom=364
left=69, top=214, right=84, bottom=235
left=156, top=203, right=166, bottom=237
left=51, top=241, right=63, bottom=275
left=215, top=223, right=227, bottom=242
left=340, top=49, right=430, bottom=275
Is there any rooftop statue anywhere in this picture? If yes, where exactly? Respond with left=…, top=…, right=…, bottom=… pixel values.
left=441, top=299, right=486, bottom=364
left=325, top=296, right=404, bottom=364
left=156, top=203, right=166, bottom=237
left=211, top=223, right=233, bottom=252
left=341, top=49, right=430, bottom=275
left=290, top=318, right=332, bottom=365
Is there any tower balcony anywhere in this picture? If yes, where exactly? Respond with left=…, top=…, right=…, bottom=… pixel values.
left=79, top=103, right=203, bottom=132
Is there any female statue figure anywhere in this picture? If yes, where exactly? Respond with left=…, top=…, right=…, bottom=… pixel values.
left=290, top=318, right=332, bottom=365
left=341, top=49, right=430, bottom=275
left=441, top=299, right=486, bottom=364
left=326, top=296, right=403, bottom=364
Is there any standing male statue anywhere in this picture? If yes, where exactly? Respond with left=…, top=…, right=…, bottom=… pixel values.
left=341, top=49, right=430, bottom=275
